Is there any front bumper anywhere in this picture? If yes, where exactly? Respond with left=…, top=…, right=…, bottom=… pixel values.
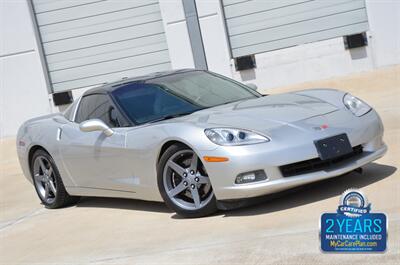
left=213, top=144, right=386, bottom=200
left=199, top=109, right=387, bottom=200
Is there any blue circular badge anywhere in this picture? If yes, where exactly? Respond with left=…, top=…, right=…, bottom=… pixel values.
left=338, top=189, right=370, bottom=217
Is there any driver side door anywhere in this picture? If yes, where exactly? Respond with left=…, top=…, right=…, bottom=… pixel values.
left=59, top=93, right=135, bottom=192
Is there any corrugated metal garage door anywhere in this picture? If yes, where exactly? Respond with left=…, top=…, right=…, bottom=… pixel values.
left=222, top=0, right=369, bottom=58
left=31, top=0, right=171, bottom=92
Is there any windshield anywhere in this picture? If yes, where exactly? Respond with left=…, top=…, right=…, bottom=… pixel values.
left=111, top=71, right=260, bottom=124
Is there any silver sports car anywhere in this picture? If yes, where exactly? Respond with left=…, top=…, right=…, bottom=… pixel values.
left=17, top=69, right=387, bottom=217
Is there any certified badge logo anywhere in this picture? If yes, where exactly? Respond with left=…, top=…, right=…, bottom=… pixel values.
left=320, top=189, right=387, bottom=252
left=337, top=189, right=370, bottom=217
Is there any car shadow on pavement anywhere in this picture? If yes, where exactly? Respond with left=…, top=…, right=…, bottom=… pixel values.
left=219, top=162, right=396, bottom=218
left=75, top=197, right=172, bottom=213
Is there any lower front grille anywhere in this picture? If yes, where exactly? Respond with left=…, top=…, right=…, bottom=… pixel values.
left=280, top=145, right=363, bottom=177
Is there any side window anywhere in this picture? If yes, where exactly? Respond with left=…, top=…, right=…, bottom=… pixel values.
left=75, top=94, right=120, bottom=128
left=63, top=98, right=79, bottom=121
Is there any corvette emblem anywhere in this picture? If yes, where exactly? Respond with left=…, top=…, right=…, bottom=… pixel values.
left=313, top=124, right=329, bottom=131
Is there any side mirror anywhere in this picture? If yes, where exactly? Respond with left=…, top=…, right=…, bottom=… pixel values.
left=79, top=119, right=114, bottom=137
left=246, top=83, right=258, bottom=91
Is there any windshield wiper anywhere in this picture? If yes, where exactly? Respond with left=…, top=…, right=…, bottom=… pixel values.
left=220, top=98, right=248, bottom=105
left=147, top=111, right=197, bottom=124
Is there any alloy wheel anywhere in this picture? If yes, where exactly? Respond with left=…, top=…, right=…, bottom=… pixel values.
left=163, top=150, right=213, bottom=210
left=33, top=156, right=57, bottom=204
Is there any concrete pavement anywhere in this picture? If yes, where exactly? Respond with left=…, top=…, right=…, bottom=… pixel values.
left=1, top=66, right=399, bottom=264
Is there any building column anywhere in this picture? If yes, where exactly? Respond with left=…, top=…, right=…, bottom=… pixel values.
left=159, top=0, right=196, bottom=69
left=365, top=0, right=400, bottom=68
left=195, top=0, right=232, bottom=77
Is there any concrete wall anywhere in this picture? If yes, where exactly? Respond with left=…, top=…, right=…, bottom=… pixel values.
left=197, top=0, right=400, bottom=90
left=0, top=0, right=51, bottom=138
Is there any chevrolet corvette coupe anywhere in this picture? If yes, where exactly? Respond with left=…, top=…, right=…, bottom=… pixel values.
left=17, top=69, right=387, bottom=217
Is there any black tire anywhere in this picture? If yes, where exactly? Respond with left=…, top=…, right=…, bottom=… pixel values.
left=31, top=149, right=80, bottom=208
left=157, top=143, right=218, bottom=218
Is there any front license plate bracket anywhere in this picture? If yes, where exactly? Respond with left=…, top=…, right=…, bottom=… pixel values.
left=314, top=134, right=353, bottom=160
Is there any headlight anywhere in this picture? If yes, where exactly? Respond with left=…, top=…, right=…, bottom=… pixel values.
left=343, top=93, right=371, bottom=117
left=204, top=128, right=269, bottom=146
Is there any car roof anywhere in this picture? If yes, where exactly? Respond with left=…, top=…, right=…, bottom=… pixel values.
left=82, top=69, right=199, bottom=96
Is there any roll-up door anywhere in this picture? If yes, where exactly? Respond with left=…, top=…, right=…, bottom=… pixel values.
left=31, top=0, right=171, bottom=92
left=222, top=0, right=369, bottom=58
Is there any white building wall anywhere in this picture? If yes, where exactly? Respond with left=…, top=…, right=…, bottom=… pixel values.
left=232, top=36, right=375, bottom=90
left=1, top=0, right=399, bottom=138
left=0, top=0, right=51, bottom=138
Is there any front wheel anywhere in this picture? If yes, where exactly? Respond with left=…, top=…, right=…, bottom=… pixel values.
left=157, top=144, right=217, bottom=218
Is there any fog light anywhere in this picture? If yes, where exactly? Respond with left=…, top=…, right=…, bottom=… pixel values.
left=235, top=170, right=267, bottom=184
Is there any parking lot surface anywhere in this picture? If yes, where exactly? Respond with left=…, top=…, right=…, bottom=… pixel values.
left=1, top=66, right=399, bottom=264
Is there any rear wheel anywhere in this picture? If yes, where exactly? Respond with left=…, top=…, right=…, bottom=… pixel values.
left=158, top=144, right=217, bottom=218
left=31, top=149, right=80, bottom=208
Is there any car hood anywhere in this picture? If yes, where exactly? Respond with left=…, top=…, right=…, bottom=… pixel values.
left=181, top=93, right=338, bottom=132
